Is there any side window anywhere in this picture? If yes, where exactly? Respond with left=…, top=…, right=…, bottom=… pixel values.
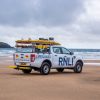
left=61, top=48, right=70, bottom=54
left=53, top=47, right=61, bottom=54
left=43, top=47, right=50, bottom=54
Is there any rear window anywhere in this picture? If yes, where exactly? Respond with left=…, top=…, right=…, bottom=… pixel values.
left=16, top=47, right=33, bottom=53
left=16, top=47, right=50, bottom=53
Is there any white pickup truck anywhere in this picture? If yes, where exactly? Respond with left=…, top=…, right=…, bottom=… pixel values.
left=14, top=45, right=84, bottom=75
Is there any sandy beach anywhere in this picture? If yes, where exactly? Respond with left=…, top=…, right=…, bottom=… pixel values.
left=0, top=56, right=100, bottom=100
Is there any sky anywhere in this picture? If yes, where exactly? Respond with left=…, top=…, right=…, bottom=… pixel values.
left=0, top=0, right=100, bottom=49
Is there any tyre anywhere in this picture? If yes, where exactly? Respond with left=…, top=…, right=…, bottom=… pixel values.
left=40, top=62, right=50, bottom=75
left=22, top=69, right=32, bottom=74
left=74, top=62, right=83, bottom=73
left=56, top=68, right=64, bottom=72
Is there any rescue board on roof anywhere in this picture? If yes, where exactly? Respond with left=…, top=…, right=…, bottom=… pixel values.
left=16, top=38, right=60, bottom=49
left=16, top=38, right=60, bottom=45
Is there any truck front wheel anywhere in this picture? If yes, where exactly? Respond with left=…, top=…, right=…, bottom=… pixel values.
left=74, top=62, right=83, bottom=73
left=40, top=62, right=50, bottom=75
left=56, top=68, right=64, bottom=72
left=22, top=69, right=32, bottom=74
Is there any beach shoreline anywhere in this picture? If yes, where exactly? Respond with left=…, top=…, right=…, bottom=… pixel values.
left=0, top=56, right=100, bottom=100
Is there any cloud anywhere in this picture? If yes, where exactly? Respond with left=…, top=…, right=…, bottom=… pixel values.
left=0, top=0, right=84, bottom=27
left=76, top=0, right=100, bottom=35
left=0, top=0, right=100, bottom=48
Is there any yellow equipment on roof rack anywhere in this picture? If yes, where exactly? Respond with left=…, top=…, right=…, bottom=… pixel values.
left=16, top=40, right=60, bottom=45
left=16, top=38, right=60, bottom=49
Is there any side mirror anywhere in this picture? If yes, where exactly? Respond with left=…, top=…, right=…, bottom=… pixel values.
left=70, top=52, right=74, bottom=55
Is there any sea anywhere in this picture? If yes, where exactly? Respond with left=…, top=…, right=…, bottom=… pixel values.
left=0, top=48, right=100, bottom=60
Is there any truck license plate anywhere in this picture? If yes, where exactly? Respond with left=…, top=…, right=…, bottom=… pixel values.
left=20, top=62, right=26, bottom=66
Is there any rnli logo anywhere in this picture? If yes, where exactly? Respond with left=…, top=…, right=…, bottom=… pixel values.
left=59, top=57, right=73, bottom=66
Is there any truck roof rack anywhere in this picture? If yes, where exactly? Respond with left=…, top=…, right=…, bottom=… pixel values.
left=16, top=38, right=60, bottom=45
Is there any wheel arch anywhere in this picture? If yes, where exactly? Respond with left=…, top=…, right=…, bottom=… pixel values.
left=76, top=60, right=84, bottom=66
left=42, top=59, right=52, bottom=67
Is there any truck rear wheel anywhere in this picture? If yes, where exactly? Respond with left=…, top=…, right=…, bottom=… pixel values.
left=74, top=62, right=83, bottom=73
left=56, top=68, right=64, bottom=72
left=22, top=69, right=32, bottom=74
left=40, top=62, right=50, bottom=75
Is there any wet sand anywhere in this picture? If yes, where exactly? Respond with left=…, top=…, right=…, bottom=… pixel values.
left=84, top=59, right=100, bottom=63
left=0, top=57, right=100, bottom=100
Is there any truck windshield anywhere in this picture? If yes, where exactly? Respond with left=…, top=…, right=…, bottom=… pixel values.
left=16, top=47, right=33, bottom=53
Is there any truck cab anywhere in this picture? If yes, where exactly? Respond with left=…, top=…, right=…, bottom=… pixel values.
left=10, top=38, right=84, bottom=75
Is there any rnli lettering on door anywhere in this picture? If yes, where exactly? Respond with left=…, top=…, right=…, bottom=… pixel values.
left=59, top=57, right=73, bottom=66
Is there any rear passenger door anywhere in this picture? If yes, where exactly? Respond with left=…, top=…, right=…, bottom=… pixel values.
left=52, top=47, right=64, bottom=68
